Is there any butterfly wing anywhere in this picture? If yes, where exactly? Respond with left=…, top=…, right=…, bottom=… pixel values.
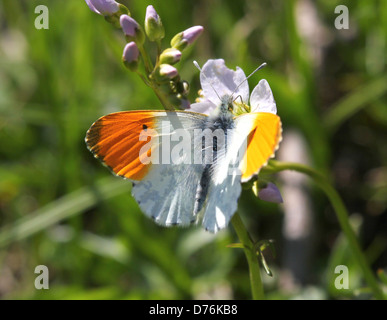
left=234, top=112, right=282, bottom=182
left=200, top=127, right=243, bottom=233
left=86, top=110, right=207, bottom=226
left=199, top=112, right=281, bottom=232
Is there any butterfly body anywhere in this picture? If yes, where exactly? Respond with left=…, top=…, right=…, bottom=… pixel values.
left=194, top=95, right=235, bottom=216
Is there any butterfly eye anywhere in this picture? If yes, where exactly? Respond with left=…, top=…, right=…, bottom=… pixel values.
left=228, top=103, right=234, bottom=112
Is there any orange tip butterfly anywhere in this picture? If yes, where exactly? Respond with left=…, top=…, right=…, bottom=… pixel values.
left=85, top=59, right=281, bottom=233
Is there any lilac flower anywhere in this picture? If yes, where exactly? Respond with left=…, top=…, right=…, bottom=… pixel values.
left=180, top=99, right=190, bottom=109
left=145, top=5, right=164, bottom=41
left=145, top=5, right=159, bottom=22
left=159, top=48, right=182, bottom=65
left=120, top=15, right=144, bottom=44
left=182, top=26, right=204, bottom=44
left=120, top=15, right=139, bottom=37
left=122, top=42, right=139, bottom=70
left=85, top=0, right=119, bottom=16
left=258, top=182, right=283, bottom=203
left=188, top=59, right=277, bottom=116
left=159, top=64, right=178, bottom=79
left=170, top=26, right=204, bottom=51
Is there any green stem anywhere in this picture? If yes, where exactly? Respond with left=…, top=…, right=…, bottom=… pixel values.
left=150, top=83, right=175, bottom=111
left=136, top=45, right=174, bottom=111
left=231, top=212, right=265, bottom=300
left=267, top=160, right=385, bottom=300
left=155, top=39, right=162, bottom=68
left=138, top=45, right=153, bottom=75
left=135, top=70, right=151, bottom=87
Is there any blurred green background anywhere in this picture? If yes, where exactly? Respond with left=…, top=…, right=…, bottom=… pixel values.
left=0, top=0, right=386, bottom=299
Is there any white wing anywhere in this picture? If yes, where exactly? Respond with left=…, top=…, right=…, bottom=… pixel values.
left=200, top=127, right=246, bottom=233
left=131, top=111, right=207, bottom=226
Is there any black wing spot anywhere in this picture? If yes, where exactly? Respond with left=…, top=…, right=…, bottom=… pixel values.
left=142, top=124, right=148, bottom=131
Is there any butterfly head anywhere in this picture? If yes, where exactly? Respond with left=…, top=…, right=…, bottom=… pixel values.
left=218, top=94, right=250, bottom=116
left=219, top=95, right=234, bottom=113
left=193, top=60, right=266, bottom=116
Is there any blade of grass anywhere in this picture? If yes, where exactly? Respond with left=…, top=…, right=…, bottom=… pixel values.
left=323, top=76, right=387, bottom=134
left=0, top=177, right=130, bottom=248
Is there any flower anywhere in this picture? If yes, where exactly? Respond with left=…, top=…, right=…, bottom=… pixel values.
left=257, top=182, right=283, bottom=203
left=170, top=26, right=204, bottom=51
left=122, top=42, right=139, bottom=71
left=145, top=5, right=165, bottom=41
left=159, top=48, right=182, bottom=65
left=180, top=99, right=190, bottom=109
left=188, top=59, right=277, bottom=116
left=120, top=15, right=138, bottom=36
left=159, top=64, right=178, bottom=79
left=85, top=0, right=119, bottom=16
left=120, top=15, right=144, bottom=44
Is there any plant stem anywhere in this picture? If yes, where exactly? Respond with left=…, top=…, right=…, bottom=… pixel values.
left=231, top=212, right=265, bottom=300
left=267, top=160, right=385, bottom=300
left=138, top=44, right=153, bottom=75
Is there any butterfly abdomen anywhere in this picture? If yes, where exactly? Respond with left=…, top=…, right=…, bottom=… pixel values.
left=194, top=164, right=210, bottom=215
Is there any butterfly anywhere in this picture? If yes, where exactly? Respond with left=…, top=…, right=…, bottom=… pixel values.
left=85, top=59, right=281, bottom=233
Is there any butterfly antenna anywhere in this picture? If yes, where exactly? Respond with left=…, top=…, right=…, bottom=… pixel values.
left=231, top=62, right=267, bottom=100
left=193, top=61, right=222, bottom=102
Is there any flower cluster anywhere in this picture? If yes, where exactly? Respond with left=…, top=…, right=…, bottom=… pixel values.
left=85, top=0, right=203, bottom=110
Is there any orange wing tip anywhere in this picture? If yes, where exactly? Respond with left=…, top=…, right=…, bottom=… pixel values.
left=85, top=112, right=157, bottom=181
left=85, top=119, right=104, bottom=158
left=240, top=118, right=283, bottom=183
left=85, top=122, right=130, bottom=180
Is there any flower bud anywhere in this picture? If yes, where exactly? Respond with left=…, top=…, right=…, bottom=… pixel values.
left=168, top=96, right=190, bottom=110
left=85, top=0, right=119, bottom=16
left=145, top=5, right=165, bottom=41
left=255, top=182, right=283, bottom=203
left=171, top=26, right=203, bottom=51
left=180, top=99, right=190, bottom=109
left=159, top=64, right=179, bottom=79
left=120, top=15, right=145, bottom=45
left=122, top=42, right=139, bottom=71
left=159, top=48, right=182, bottom=65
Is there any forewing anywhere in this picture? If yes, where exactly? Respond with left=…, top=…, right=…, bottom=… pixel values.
left=86, top=110, right=207, bottom=226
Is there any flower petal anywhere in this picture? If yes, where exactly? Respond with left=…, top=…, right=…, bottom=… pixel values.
left=182, top=26, right=204, bottom=44
left=187, top=99, right=217, bottom=115
left=250, top=79, right=277, bottom=114
left=120, top=15, right=139, bottom=37
left=87, top=0, right=119, bottom=15
left=85, top=0, right=100, bottom=14
left=122, top=42, right=139, bottom=63
left=159, top=64, right=178, bottom=79
left=145, top=5, right=160, bottom=22
left=199, top=59, right=249, bottom=106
